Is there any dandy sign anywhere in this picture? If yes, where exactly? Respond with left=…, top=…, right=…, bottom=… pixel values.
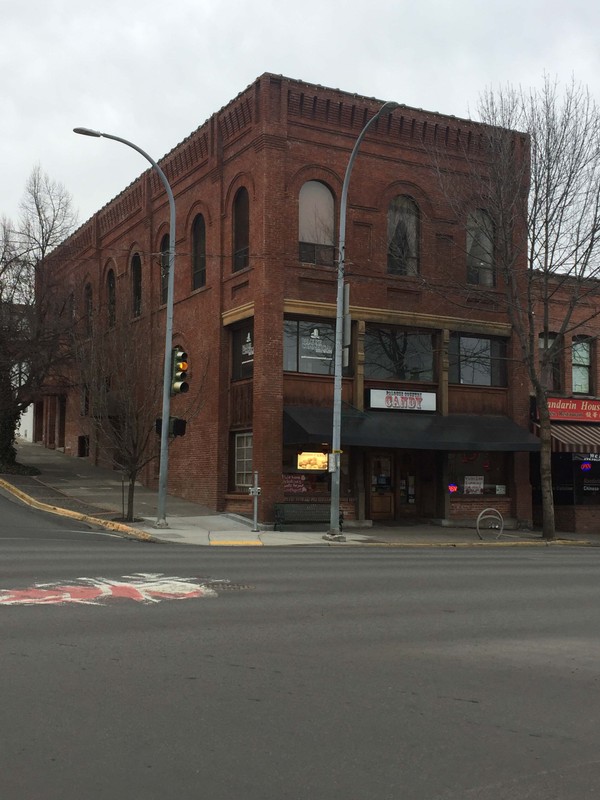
left=369, top=389, right=437, bottom=412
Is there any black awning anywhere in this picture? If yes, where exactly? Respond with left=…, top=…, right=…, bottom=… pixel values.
left=283, top=406, right=540, bottom=452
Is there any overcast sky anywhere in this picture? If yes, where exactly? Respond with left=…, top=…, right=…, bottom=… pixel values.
left=3, top=0, right=600, bottom=226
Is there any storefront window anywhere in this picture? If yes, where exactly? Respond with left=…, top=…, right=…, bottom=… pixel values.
left=364, top=325, right=434, bottom=381
left=573, top=454, right=600, bottom=504
left=231, top=323, right=254, bottom=380
left=284, top=320, right=334, bottom=374
left=447, top=451, right=508, bottom=496
left=282, top=445, right=330, bottom=495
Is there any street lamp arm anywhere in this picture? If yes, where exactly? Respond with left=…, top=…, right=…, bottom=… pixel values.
left=73, top=128, right=175, bottom=209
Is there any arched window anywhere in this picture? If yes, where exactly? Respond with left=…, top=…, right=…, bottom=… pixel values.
left=387, top=195, right=420, bottom=275
left=65, top=292, right=75, bottom=323
left=160, top=234, right=170, bottom=305
left=298, top=181, right=335, bottom=266
left=131, top=253, right=142, bottom=318
left=192, top=214, right=206, bottom=290
left=84, top=283, right=93, bottom=337
left=106, top=269, right=116, bottom=328
left=232, top=187, right=249, bottom=272
left=466, top=209, right=494, bottom=286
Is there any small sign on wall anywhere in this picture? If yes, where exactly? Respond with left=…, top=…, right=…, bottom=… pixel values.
left=464, top=475, right=484, bottom=495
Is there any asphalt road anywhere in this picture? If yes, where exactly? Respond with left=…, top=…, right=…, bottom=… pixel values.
left=1, top=492, right=600, bottom=799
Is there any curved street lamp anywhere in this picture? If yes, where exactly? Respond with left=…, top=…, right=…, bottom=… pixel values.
left=327, top=101, right=400, bottom=540
left=73, top=127, right=175, bottom=527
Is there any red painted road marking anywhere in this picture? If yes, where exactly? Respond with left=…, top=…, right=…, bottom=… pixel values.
left=0, top=573, right=219, bottom=606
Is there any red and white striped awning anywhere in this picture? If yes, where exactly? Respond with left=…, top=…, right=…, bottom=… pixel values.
left=535, top=423, right=600, bottom=454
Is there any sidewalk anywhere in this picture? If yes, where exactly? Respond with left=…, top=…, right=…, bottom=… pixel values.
left=1, top=441, right=597, bottom=548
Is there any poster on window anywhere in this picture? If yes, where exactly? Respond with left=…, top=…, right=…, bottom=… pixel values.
left=300, top=327, right=333, bottom=367
left=464, top=475, right=484, bottom=495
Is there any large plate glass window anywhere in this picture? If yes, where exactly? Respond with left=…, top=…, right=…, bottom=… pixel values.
left=364, top=325, right=434, bottom=380
left=284, top=320, right=334, bottom=374
left=449, top=334, right=507, bottom=386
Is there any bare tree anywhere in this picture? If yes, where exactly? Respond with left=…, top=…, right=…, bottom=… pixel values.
left=74, top=313, right=160, bottom=521
left=74, top=312, right=207, bottom=522
left=433, top=76, right=600, bottom=539
left=0, top=166, right=77, bottom=468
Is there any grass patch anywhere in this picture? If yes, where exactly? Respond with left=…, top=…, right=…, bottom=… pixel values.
left=0, top=462, right=41, bottom=476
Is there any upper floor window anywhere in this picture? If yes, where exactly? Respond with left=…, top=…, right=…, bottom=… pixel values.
left=160, top=234, right=170, bottom=306
left=364, top=325, right=434, bottom=381
left=131, top=253, right=142, bottom=318
left=106, top=269, right=116, bottom=328
left=284, top=319, right=334, bottom=375
left=66, top=292, right=75, bottom=323
left=192, top=214, right=206, bottom=290
left=466, top=209, right=495, bottom=286
left=84, top=283, right=93, bottom=337
left=387, top=196, right=420, bottom=275
left=449, top=333, right=507, bottom=386
left=232, top=187, right=249, bottom=272
left=231, top=322, right=254, bottom=380
left=572, top=337, right=592, bottom=394
left=298, top=181, right=335, bottom=266
left=539, top=332, right=561, bottom=392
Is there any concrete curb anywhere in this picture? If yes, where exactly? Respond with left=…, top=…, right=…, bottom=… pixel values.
left=339, top=539, right=599, bottom=547
left=0, top=478, right=156, bottom=543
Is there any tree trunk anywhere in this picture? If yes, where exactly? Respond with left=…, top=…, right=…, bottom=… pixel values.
left=126, top=473, right=137, bottom=522
left=537, top=392, right=556, bottom=541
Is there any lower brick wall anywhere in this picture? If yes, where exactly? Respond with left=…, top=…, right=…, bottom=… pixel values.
left=449, top=497, right=513, bottom=525
left=555, top=506, right=600, bottom=535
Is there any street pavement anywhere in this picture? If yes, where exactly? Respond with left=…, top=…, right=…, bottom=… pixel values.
left=1, top=440, right=598, bottom=548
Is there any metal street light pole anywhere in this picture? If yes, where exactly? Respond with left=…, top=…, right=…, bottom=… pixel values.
left=73, top=127, right=175, bottom=527
left=327, top=102, right=399, bottom=540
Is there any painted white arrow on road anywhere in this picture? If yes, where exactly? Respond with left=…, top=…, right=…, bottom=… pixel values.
left=0, top=573, right=220, bottom=605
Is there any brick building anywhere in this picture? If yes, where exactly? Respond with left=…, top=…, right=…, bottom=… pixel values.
left=37, top=73, right=541, bottom=528
left=531, top=274, right=600, bottom=534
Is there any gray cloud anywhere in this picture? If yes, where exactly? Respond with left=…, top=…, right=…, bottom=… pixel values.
left=3, top=0, right=600, bottom=223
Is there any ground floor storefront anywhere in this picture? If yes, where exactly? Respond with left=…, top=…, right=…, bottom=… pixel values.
left=35, top=392, right=539, bottom=530
left=532, top=398, right=600, bottom=534
left=279, top=406, right=539, bottom=528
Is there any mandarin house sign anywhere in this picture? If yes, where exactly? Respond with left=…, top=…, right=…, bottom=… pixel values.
left=369, top=389, right=437, bottom=412
left=547, top=397, right=600, bottom=422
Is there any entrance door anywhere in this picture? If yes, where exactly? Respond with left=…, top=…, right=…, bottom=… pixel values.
left=368, top=453, right=395, bottom=520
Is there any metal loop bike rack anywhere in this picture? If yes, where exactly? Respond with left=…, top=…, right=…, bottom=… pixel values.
left=476, top=507, right=505, bottom=540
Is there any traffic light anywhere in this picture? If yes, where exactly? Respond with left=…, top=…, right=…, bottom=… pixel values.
left=155, top=417, right=187, bottom=437
left=171, top=346, right=189, bottom=394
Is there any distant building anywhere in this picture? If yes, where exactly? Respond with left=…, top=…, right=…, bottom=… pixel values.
left=38, top=73, right=542, bottom=528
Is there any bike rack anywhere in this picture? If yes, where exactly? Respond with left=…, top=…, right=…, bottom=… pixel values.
left=476, top=507, right=505, bottom=540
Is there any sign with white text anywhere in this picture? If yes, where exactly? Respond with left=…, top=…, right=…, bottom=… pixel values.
left=547, top=397, right=600, bottom=422
left=369, top=389, right=436, bottom=412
